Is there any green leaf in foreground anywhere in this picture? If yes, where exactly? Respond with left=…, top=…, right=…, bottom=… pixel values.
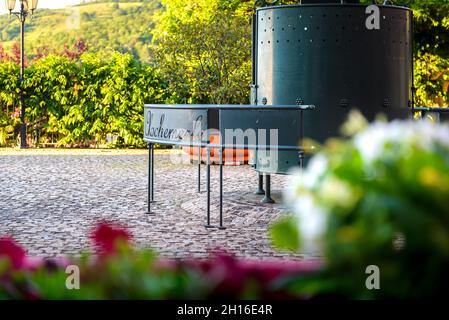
left=270, top=216, right=300, bottom=252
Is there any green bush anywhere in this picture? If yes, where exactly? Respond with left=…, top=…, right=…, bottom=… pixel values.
left=0, top=61, right=20, bottom=146
left=0, top=52, right=168, bottom=147
left=272, top=112, right=449, bottom=298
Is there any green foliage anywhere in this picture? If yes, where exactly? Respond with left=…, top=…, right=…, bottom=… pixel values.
left=413, top=0, right=449, bottom=59
left=0, top=1, right=161, bottom=63
left=24, top=250, right=208, bottom=300
left=0, top=61, right=20, bottom=146
left=0, top=51, right=167, bottom=147
left=152, top=0, right=253, bottom=104
left=273, top=114, right=449, bottom=298
left=414, top=52, right=449, bottom=107
left=412, top=0, right=449, bottom=106
left=270, top=216, right=300, bottom=252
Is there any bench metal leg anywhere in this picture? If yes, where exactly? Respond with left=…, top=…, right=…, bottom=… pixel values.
left=145, top=143, right=155, bottom=215
left=261, top=173, right=275, bottom=204
left=205, top=147, right=214, bottom=229
left=151, top=143, right=155, bottom=202
left=254, top=172, right=265, bottom=195
left=218, top=147, right=226, bottom=230
left=197, top=144, right=201, bottom=193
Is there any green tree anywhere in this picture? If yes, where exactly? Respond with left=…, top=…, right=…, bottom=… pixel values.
left=0, top=50, right=167, bottom=148
left=0, top=61, right=20, bottom=146
left=412, top=0, right=449, bottom=106
left=152, top=0, right=253, bottom=104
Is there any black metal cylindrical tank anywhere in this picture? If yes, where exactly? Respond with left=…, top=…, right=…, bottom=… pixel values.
left=254, top=3, right=413, bottom=144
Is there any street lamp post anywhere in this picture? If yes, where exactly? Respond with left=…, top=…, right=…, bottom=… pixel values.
left=5, top=0, right=38, bottom=149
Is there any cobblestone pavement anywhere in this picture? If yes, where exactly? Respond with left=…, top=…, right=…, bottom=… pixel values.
left=0, top=149, right=307, bottom=260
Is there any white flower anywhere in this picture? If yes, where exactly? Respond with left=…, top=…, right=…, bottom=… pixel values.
left=341, top=109, right=369, bottom=136
left=354, top=121, right=393, bottom=163
left=291, top=194, right=328, bottom=253
left=319, top=176, right=358, bottom=209
left=284, top=154, right=328, bottom=203
left=425, top=121, right=449, bottom=149
left=304, top=154, right=328, bottom=189
left=283, top=154, right=330, bottom=253
left=284, top=168, right=303, bottom=205
left=354, top=120, right=449, bottom=164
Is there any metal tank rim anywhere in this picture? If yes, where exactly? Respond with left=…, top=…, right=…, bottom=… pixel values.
left=256, top=4, right=413, bottom=13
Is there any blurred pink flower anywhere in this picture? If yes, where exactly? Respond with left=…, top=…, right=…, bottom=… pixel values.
left=193, top=251, right=323, bottom=298
left=0, top=237, right=26, bottom=269
left=23, top=257, right=44, bottom=271
left=240, top=258, right=324, bottom=283
left=91, top=222, right=132, bottom=256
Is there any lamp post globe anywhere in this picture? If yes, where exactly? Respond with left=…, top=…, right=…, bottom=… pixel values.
left=30, top=0, right=37, bottom=11
left=5, top=0, right=16, bottom=12
left=4, top=0, right=38, bottom=148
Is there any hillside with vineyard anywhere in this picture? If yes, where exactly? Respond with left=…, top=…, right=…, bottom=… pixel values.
left=0, top=0, right=161, bottom=63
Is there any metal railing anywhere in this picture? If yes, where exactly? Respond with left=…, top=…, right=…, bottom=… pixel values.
left=414, top=107, right=449, bottom=122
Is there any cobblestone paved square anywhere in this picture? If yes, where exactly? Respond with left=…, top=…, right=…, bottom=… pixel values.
left=0, top=149, right=305, bottom=260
